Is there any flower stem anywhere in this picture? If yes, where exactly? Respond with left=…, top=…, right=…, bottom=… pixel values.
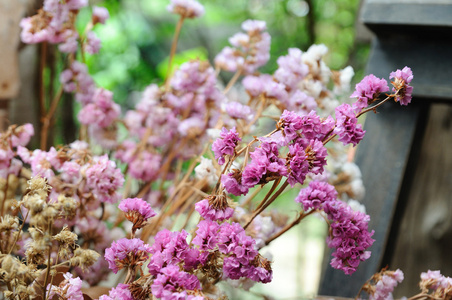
left=244, top=180, right=289, bottom=229
left=165, top=16, right=185, bottom=91
left=223, top=69, right=242, bottom=95
left=264, top=210, right=315, bottom=246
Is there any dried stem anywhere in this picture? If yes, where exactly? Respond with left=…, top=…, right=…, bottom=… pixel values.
left=264, top=210, right=315, bottom=246
left=244, top=180, right=289, bottom=229
left=165, top=16, right=185, bottom=91
left=40, top=85, right=64, bottom=150
left=223, top=69, right=242, bottom=95
left=1, top=174, right=9, bottom=217
left=254, top=177, right=282, bottom=212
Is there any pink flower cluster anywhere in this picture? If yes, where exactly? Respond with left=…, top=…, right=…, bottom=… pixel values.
left=334, top=103, right=366, bottom=146
left=78, top=88, right=120, bottom=128
left=420, top=270, right=452, bottom=293
left=167, top=0, right=205, bottom=19
left=241, top=141, right=287, bottom=187
left=350, top=74, right=389, bottom=113
left=84, top=154, right=125, bottom=204
left=212, top=127, right=241, bottom=165
left=0, top=123, right=34, bottom=177
left=20, top=0, right=87, bottom=52
left=99, top=284, right=133, bottom=300
left=119, top=197, right=156, bottom=231
left=151, top=265, right=202, bottom=299
left=47, top=272, right=84, bottom=300
left=215, top=20, right=271, bottom=74
left=195, top=196, right=234, bottom=221
left=60, top=61, right=97, bottom=105
left=370, top=269, right=404, bottom=300
left=193, top=220, right=272, bottom=283
left=105, top=238, right=151, bottom=274
left=390, top=66, right=414, bottom=106
left=20, top=0, right=106, bottom=55
left=296, top=181, right=375, bottom=274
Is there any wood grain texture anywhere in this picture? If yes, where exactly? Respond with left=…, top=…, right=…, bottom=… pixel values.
left=389, top=104, right=452, bottom=297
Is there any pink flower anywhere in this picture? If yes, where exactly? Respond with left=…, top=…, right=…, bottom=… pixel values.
left=167, top=0, right=205, bottom=18
left=105, top=238, right=151, bottom=274
left=323, top=201, right=375, bottom=275
left=295, top=181, right=337, bottom=211
left=221, top=171, right=249, bottom=196
left=212, top=127, right=241, bottom=165
left=84, top=154, right=124, bottom=204
left=78, top=88, right=120, bottom=128
left=195, top=196, right=234, bottom=221
left=92, top=6, right=110, bottom=25
left=119, top=198, right=156, bottom=231
left=151, top=265, right=201, bottom=299
left=334, top=103, right=366, bottom=146
left=370, top=269, right=404, bottom=300
left=10, top=123, right=34, bottom=147
left=350, top=74, right=389, bottom=113
left=215, top=20, right=271, bottom=74
left=274, top=48, right=309, bottom=88
left=47, top=273, right=84, bottom=300
left=85, top=31, right=101, bottom=54
left=99, top=284, right=133, bottom=300
left=390, top=66, right=413, bottom=106
left=286, top=143, right=309, bottom=187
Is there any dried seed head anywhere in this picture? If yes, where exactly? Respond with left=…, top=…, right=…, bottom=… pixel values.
left=70, top=248, right=100, bottom=270
left=0, top=215, right=19, bottom=232
left=27, top=176, right=51, bottom=193
left=53, top=226, right=78, bottom=247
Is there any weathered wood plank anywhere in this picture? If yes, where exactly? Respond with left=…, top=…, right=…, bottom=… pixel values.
left=319, top=100, right=428, bottom=297
left=389, top=104, right=452, bottom=297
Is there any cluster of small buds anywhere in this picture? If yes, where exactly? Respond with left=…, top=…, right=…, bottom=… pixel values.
left=193, top=220, right=272, bottom=283
left=215, top=20, right=271, bottom=74
left=0, top=124, right=34, bottom=178
left=296, top=181, right=374, bottom=274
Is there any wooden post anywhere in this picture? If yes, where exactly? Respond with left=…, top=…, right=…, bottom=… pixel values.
left=319, top=1, right=452, bottom=297
left=0, top=1, right=28, bottom=131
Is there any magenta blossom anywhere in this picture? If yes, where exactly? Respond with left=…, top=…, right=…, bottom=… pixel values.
left=119, top=198, right=156, bottom=231
left=104, top=238, right=151, bottom=274
left=212, top=127, right=241, bottom=165
left=390, top=66, right=413, bottom=106
left=334, top=103, right=366, bottom=146
left=350, top=74, right=389, bottom=113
